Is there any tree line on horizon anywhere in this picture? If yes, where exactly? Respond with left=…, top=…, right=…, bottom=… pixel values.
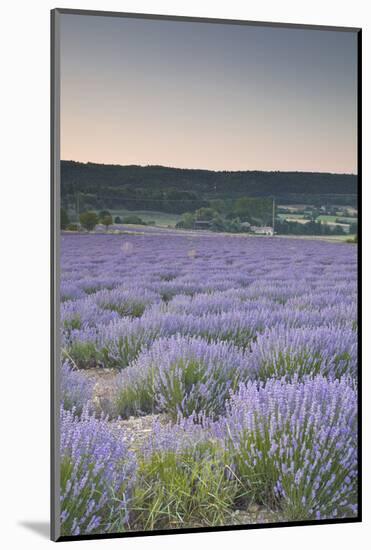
left=61, top=160, right=357, bottom=215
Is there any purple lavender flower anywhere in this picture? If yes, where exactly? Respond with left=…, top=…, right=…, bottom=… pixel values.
left=60, top=405, right=137, bottom=536
left=215, top=376, right=358, bottom=520
left=60, top=362, right=94, bottom=415
left=249, top=326, right=357, bottom=380
left=115, top=335, right=250, bottom=418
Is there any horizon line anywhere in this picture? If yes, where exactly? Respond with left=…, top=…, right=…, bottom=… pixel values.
left=61, top=159, right=357, bottom=177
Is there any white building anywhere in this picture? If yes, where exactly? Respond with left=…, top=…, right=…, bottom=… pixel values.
left=250, top=226, right=274, bottom=236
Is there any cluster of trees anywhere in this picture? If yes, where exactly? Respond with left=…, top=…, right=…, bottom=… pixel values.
left=61, top=208, right=150, bottom=231
left=230, top=197, right=273, bottom=224
left=275, top=220, right=349, bottom=236
left=60, top=207, right=69, bottom=229
left=75, top=211, right=113, bottom=231
left=175, top=197, right=273, bottom=233
left=176, top=212, right=249, bottom=233
left=61, top=209, right=112, bottom=231
left=117, top=214, right=149, bottom=225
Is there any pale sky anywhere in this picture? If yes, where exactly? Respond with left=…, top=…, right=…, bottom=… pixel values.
left=60, top=14, right=358, bottom=173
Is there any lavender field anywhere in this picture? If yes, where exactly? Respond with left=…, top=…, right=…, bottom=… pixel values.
left=60, top=230, right=358, bottom=536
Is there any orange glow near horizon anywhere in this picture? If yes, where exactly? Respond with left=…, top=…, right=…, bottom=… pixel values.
left=60, top=15, right=358, bottom=175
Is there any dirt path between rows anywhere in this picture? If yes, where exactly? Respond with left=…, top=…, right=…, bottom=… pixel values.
left=79, top=367, right=281, bottom=525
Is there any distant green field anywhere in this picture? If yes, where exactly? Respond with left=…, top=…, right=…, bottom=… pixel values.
left=279, top=234, right=356, bottom=243
left=277, top=213, right=306, bottom=220
left=106, top=209, right=182, bottom=227
left=316, top=215, right=338, bottom=223
left=334, top=217, right=358, bottom=224
left=329, top=234, right=357, bottom=242
left=316, top=215, right=357, bottom=225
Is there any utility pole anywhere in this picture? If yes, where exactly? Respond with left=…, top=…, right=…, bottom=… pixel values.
left=76, top=191, right=80, bottom=218
left=272, top=197, right=275, bottom=235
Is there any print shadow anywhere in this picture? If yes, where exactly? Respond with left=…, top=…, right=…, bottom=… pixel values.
left=18, top=521, right=49, bottom=539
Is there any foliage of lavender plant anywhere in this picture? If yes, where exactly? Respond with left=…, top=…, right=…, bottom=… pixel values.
left=216, top=376, right=358, bottom=521
left=249, top=326, right=357, bottom=380
left=115, top=335, right=250, bottom=418
left=60, top=362, right=94, bottom=415
left=139, top=376, right=358, bottom=521
left=144, top=376, right=358, bottom=521
left=142, top=413, right=214, bottom=456
left=60, top=406, right=137, bottom=536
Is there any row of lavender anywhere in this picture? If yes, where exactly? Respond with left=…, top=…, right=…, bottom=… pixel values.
left=60, top=231, right=358, bottom=535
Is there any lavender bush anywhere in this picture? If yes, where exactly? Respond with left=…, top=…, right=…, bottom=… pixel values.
left=60, top=362, right=94, bottom=415
left=249, top=326, right=357, bottom=380
left=217, top=376, right=358, bottom=520
left=115, top=335, right=250, bottom=418
left=60, top=406, right=137, bottom=536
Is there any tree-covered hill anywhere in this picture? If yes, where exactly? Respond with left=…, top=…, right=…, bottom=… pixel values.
left=61, top=160, right=357, bottom=213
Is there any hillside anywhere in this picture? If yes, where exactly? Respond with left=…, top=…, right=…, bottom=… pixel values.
left=61, top=161, right=357, bottom=213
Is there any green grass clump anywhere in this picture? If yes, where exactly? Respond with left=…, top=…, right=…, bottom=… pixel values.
left=102, top=301, right=146, bottom=318
left=64, top=342, right=99, bottom=369
left=130, top=443, right=238, bottom=530
left=63, top=316, right=82, bottom=332
left=114, top=379, right=155, bottom=418
left=100, top=334, right=148, bottom=370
